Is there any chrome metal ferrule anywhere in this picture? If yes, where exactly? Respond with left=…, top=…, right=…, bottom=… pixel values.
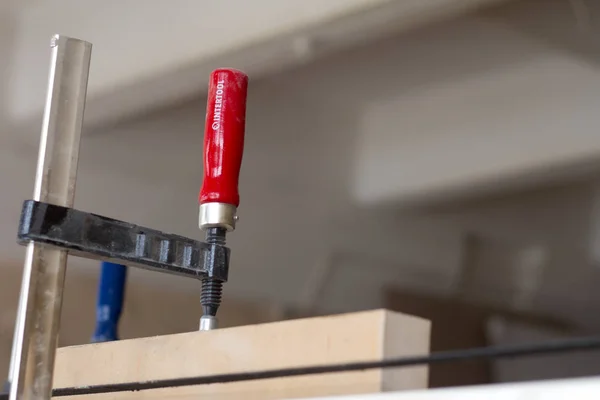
left=199, top=315, right=218, bottom=331
left=199, top=203, right=237, bottom=231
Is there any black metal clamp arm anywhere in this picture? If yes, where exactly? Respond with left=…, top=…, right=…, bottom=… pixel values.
left=17, top=200, right=230, bottom=282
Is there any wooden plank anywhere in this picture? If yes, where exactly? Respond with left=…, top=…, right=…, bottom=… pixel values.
left=53, top=309, right=430, bottom=399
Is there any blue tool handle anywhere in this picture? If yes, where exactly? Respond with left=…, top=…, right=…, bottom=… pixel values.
left=91, top=262, right=127, bottom=342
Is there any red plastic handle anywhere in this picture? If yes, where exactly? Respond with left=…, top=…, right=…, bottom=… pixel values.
left=199, top=68, right=248, bottom=207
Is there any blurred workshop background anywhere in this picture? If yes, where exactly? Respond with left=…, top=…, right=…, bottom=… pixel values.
left=2, top=0, right=600, bottom=388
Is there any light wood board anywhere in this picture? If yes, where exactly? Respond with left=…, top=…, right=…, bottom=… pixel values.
left=53, top=309, right=431, bottom=399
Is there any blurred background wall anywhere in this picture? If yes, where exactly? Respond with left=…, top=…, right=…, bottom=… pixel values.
left=2, top=0, right=600, bottom=387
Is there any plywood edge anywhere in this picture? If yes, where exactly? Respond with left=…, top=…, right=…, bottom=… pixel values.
left=380, top=310, right=431, bottom=391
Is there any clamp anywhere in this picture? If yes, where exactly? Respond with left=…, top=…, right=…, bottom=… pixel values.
left=6, top=35, right=248, bottom=400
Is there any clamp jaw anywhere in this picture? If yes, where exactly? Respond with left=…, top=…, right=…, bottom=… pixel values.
left=17, top=200, right=230, bottom=283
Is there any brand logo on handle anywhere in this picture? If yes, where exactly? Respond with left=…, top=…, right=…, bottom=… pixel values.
left=212, top=80, right=225, bottom=130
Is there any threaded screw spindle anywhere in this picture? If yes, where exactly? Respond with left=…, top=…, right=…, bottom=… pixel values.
left=201, top=227, right=226, bottom=316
